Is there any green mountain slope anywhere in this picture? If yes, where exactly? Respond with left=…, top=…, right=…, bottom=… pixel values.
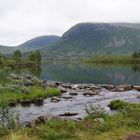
left=0, top=35, right=60, bottom=54
left=41, top=23, right=140, bottom=58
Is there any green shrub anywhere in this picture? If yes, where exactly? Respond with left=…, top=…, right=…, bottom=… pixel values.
left=46, top=88, right=61, bottom=97
left=108, top=100, right=128, bottom=110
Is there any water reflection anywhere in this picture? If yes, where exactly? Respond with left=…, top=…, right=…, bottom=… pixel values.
left=39, top=61, right=140, bottom=85
left=2, top=61, right=140, bottom=85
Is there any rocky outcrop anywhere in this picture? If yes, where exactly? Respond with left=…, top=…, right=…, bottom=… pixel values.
left=10, top=73, right=42, bottom=86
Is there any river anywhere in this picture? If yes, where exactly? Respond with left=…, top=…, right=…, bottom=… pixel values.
left=10, top=61, right=140, bottom=124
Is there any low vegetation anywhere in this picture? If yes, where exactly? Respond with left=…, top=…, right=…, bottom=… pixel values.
left=0, top=86, right=61, bottom=105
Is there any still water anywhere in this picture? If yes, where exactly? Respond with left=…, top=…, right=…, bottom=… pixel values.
left=18, top=60, right=140, bottom=85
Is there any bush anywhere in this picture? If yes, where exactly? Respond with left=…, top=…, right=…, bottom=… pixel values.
left=85, top=104, right=107, bottom=119
left=121, top=103, right=140, bottom=125
left=108, top=100, right=128, bottom=110
left=46, top=88, right=61, bottom=97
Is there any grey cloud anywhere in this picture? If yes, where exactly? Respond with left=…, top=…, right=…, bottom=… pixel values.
left=0, top=0, right=140, bottom=45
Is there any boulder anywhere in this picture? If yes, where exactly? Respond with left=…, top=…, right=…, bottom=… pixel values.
left=42, top=80, right=57, bottom=88
left=10, top=73, right=21, bottom=80
left=133, top=86, right=140, bottom=91
left=58, top=86, right=68, bottom=93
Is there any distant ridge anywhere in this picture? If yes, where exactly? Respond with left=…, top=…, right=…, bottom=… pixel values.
left=0, top=35, right=60, bottom=54
left=40, top=23, right=140, bottom=58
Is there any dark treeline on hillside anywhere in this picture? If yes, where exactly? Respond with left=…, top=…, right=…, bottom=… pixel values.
left=0, top=50, right=41, bottom=68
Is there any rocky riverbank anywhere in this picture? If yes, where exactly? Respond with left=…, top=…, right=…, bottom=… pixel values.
left=7, top=73, right=140, bottom=107
left=2, top=73, right=140, bottom=126
left=42, top=80, right=140, bottom=97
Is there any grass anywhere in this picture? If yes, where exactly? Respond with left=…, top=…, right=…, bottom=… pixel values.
left=0, top=100, right=140, bottom=140
left=0, top=86, right=61, bottom=105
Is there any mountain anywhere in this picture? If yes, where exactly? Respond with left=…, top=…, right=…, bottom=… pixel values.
left=18, top=35, right=60, bottom=51
left=0, top=45, right=15, bottom=54
left=0, top=35, right=60, bottom=54
left=1, top=23, right=140, bottom=58
left=41, top=23, right=140, bottom=58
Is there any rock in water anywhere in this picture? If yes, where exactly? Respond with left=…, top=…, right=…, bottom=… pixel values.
left=133, top=86, right=140, bottom=91
left=59, top=112, right=78, bottom=116
left=51, top=97, right=61, bottom=103
left=42, top=80, right=57, bottom=88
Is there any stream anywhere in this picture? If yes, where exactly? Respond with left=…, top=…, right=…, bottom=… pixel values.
left=13, top=88, right=140, bottom=124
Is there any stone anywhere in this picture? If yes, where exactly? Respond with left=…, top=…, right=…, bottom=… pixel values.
left=24, top=81, right=34, bottom=87
left=133, top=86, right=140, bottom=91
left=83, top=90, right=98, bottom=96
left=42, top=80, right=57, bottom=88
left=60, top=83, right=72, bottom=89
left=115, top=84, right=133, bottom=92
left=32, top=99, right=44, bottom=106
left=51, top=97, right=61, bottom=103
left=10, top=73, right=21, bottom=80
left=62, top=95, right=73, bottom=99
left=9, top=102, right=16, bottom=107
left=20, top=100, right=31, bottom=107
left=58, top=86, right=68, bottom=93
left=69, top=90, right=78, bottom=96
left=31, top=76, right=41, bottom=85
left=100, top=84, right=115, bottom=90
left=59, top=112, right=78, bottom=116
left=137, top=95, right=140, bottom=98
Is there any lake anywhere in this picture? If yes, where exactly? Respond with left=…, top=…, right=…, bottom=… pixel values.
left=13, top=60, right=140, bottom=85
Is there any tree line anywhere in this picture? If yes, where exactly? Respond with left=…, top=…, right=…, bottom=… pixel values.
left=0, top=50, right=41, bottom=67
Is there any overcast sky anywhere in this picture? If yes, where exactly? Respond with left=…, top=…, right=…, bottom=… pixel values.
left=1, top=0, right=140, bottom=46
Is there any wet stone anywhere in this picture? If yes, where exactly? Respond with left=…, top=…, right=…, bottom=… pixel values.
left=59, top=112, right=78, bottom=117
left=133, top=86, right=140, bottom=91
left=69, top=90, right=78, bottom=96
left=51, top=97, right=61, bottom=103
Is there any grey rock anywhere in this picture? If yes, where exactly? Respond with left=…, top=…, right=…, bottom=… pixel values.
left=51, top=97, right=61, bottom=103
